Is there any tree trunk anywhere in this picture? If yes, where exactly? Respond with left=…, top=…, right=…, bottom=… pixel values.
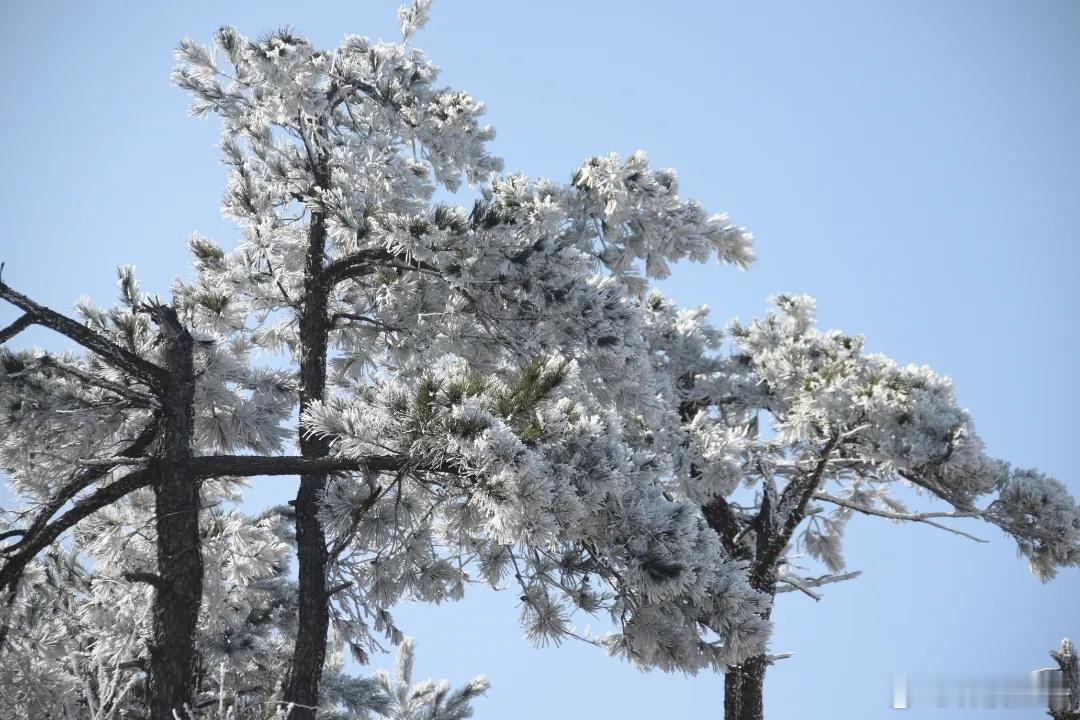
left=704, top=439, right=836, bottom=720
left=724, top=582, right=774, bottom=720
left=147, top=309, right=201, bottom=719
left=285, top=473, right=330, bottom=717
left=283, top=204, right=332, bottom=719
left=724, top=654, right=768, bottom=720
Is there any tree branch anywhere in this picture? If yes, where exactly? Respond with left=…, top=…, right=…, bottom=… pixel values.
left=122, top=571, right=167, bottom=591
left=0, top=467, right=155, bottom=596
left=752, top=436, right=839, bottom=587
left=0, top=313, right=32, bottom=344
left=775, top=570, right=863, bottom=599
left=322, top=247, right=438, bottom=286
left=34, top=355, right=159, bottom=407
left=328, top=482, right=387, bottom=561
left=331, top=312, right=402, bottom=332
left=192, top=454, right=403, bottom=478
left=811, top=492, right=987, bottom=542
left=1, top=420, right=160, bottom=557
left=192, top=454, right=463, bottom=479
left=0, top=530, right=25, bottom=545
left=702, top=494, right=749, bottom=560
left=0, top=280, right=165, bottom=390
left=775, top=574, right=822, bottom=601
left=325, top=581, right=352, bottom=599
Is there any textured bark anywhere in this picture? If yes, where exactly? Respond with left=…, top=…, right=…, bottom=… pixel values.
left=705, top=442, right=837, bottom=720
left=193, top=454, right=406, bottom=478
left=282, top=195, right=333, bottom=718
left=0, top=282, right=203, bottom=715
left=724, top=654, right=768, bottom=720
left=700, top=487, right=773, bottom=720
left=702, top=495, right=749, bottom=560
left=0, top=312, right=33, bottom=344
left=723, top=566, right=776, bottom=720
left=285, top=469, right=330, bottom=718
left=146, top=308, right=201, bottom=720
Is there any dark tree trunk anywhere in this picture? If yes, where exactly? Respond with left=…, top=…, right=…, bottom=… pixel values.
left=283, top=203, right=332, bottom=719
left=701, top=437, right=837, bottom=720
left=147, top=308, right=201, bottom=719
left=0, top=283, right=203, bottom=716
left=285, top=472, right=330, bottom=718
left=724, top=654, right=768, bottom=720
left=709, top=493, right=780, bottom=720
left=723, top=578, right=776, bottom=720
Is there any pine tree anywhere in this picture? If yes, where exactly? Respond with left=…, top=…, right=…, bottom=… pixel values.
left=2, top=3, right=1078, bottom=719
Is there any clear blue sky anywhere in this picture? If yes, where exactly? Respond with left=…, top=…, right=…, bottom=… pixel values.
left=2, top=1, right=1077, bottom=718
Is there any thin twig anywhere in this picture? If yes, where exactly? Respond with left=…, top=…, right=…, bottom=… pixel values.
left=776, top=570, right=863, bottom=598
left=812, top=492, right=987, bottom=542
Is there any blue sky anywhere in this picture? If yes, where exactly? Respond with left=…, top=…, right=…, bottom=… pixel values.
left=2, top=1, right=1077, bottom=718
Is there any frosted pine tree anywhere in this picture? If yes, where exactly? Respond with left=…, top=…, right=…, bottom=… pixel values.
left=0, top=269, right=482, bottom=719
left=372, top=637, right=487, bottom=720
left=0, top=268, right=296, bottom=716
left=2, top=2, right=1078, bottom=719
left=638, top=292, right=1080, bottom=720
left=2, top=3, right=768, bottom=712
left=170, top=3, right=763, bottom=717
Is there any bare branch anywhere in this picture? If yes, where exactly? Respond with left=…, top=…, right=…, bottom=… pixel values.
left=325, top=581, right=352, bottom=599
left=191, top=454, right=463, bottom=479
left=775, top=574, right=822, bottom=601
left=322, top=247, right=438, bottom=286
left=0, top=313, right=32, bottom=344
left=0, top=280, right=165, bottom=390
left=77, top=457, right=153, bottom=467
left=331, top=312, right=402, bottom=332
left=896, top=469, right=984, bottom=514
left=812, top=492, right=987, bottom=543
left=192, top=454, right=401, bottom=478
left=122, top=571, right=167, bottom=591
left=0, top=467, right=155, bottom=598
left=0, top=530, right=25, bottom=545
left=776, top=570, right=863, bottom=599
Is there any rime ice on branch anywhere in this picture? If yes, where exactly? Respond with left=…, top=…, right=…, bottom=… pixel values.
left=1, top=1, right=1077, bottom=719
left=171, top=11, right=761, bottom=715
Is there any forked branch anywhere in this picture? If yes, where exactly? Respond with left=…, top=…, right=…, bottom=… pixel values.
left=0, top=278, right=165, bottom=390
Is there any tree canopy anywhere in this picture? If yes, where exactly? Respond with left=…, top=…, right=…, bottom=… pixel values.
left=1, top=3, right=1077, bottom=719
